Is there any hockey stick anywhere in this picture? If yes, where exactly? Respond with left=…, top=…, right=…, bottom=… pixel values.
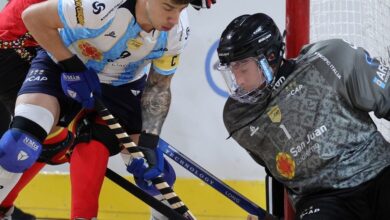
left=105, top=168, right=186, bottom=220
left=94, top=98, right=196, bottom=220
left=159, top=139, right=277, bottom=220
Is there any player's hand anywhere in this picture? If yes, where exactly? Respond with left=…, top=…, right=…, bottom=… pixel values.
left=126, top=132, right=164, bottom=181
left=59, top=55, right=101, bottom=109
left=190, top=0, right=216, bottom=10
left=134, top=158, right=176, bottom=194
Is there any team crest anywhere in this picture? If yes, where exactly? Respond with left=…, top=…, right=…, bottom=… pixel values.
left=267, top=105, right=281, bottom=123
left=276, top=152, right=295, bottom=179
left=77, top=40, right=103, bottom=61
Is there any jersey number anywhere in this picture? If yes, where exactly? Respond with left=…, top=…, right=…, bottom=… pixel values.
left=279, top=124, right=292, bottom=140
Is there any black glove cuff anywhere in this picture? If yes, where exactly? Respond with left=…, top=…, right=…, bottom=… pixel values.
left=58, top=55, right=87, bottom=72
left=138, top=132, right=159, bottom=149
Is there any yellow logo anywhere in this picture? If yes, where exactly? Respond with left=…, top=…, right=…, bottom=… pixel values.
left=74, top=0, right=85, bottom=25
left=267, top=105, right=281, bottom=123
left=276, top=152, right=295, bottom=179
left=127, top=38, right=143, bottom=50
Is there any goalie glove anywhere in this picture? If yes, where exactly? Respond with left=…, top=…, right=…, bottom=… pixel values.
left=190, top=0, right=216, bottom=10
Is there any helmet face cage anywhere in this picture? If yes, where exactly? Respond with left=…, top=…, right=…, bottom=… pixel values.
left=217, top=13, right=283, bottom=104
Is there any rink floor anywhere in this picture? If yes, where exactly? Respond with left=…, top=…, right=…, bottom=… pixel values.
left=15, top=173, right=265, bottom=220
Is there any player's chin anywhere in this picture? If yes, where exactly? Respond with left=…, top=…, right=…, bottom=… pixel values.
left=158, top=25, right=173, bottom=31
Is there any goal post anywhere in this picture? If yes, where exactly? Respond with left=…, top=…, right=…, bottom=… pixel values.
left=285, top=0, right=309, bottom=58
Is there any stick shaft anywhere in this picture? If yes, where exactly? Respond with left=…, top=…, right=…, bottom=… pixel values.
left=95, top=99, right=195, bottom=219
left=105, top=168, right=187, bottom=220
left=159, top=139, right=275, bottom=219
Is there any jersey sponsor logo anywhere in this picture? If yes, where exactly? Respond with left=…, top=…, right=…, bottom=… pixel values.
left=77, top=40, right=103, bottom=61
left=273, top=76, right=285, bottom=90
left=17, top=151, right=29, bottom=161
left=290, top=125, right=326, bottom=165
left=249, top=125, right=259, bottom=136
left=25, top=75, right=48, bottom=82
left=276, top=152, right=295, bottom=179
left=74, top=0, right=85, bottom=25
left=373, top=77, right=386, bottom=89
left=314, top=51, right=341, bottom=80
left=127, top=38, right=143, bottom=50
left=299, top=206, right=321, bottom=219
left=107, top=51, right=131, bottom=62
left=104, top=31, right=117, bottom=38
left=28, top=69, right=45, bottom=75
left=286, top=82, right=304, bottom=98
left=151, top=47, right=168, bottom=53
left=180, top=27, right=190, bottom=42
left=26, top=69, right=48, bottom=82
left=92, top=1, right=105, bottom=14
left=373, top=61, right=390, bottom=89
left=100, top=0, right=124, bottom=21
left=267, top=105, right=281, bottom=123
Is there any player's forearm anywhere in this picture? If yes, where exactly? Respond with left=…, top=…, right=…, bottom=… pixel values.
left=141, top=72, right=173, bottom=135
left=22, top=0, right=73, bottom=61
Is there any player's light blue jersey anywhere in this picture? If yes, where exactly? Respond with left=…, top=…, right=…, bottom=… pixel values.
left=58, top=0, right=189, bottom=86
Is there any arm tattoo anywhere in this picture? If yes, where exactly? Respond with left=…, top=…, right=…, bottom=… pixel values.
left=141, top=69, right=173, bottom=135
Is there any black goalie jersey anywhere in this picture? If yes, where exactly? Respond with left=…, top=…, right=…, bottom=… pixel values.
left=223, top=39, right=390, bottom=204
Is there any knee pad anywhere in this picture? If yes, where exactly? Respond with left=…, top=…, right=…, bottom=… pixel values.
left=38, top=128, right=74, bottom=165
left=0, top=128, right=42, bottom=173
left=136, top=159, right=176, bottom=196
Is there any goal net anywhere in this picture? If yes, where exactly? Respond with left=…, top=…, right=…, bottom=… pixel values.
left=289, top=0, right=390, bottom=141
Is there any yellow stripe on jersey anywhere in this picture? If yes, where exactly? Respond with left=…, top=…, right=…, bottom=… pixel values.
left=152, top=54, right=180, bottom=74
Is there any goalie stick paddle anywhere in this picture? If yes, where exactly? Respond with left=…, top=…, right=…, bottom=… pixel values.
left=94, top=98, right=196, bottom=220
left=105, top=168, right=187, bottom=220
left=159, top=139, right=277, bottom=220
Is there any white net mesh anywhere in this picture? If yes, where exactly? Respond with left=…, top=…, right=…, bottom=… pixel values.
left=310, top=0, right=390, bottom=141
left=0, top=0, right=7, bottom=10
